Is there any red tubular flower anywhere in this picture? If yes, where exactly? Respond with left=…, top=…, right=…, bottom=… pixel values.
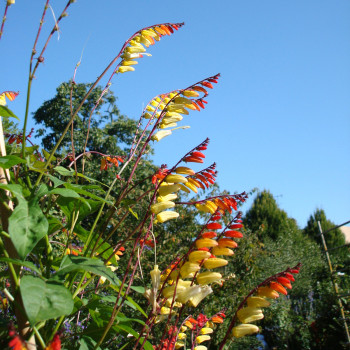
left=184, top=156, right=204, bottom=163
left=270, top=281, right=288, bottom=295
left=225, top=230, right=243, bottom=238
left=229, top=224, right=243, bottom=229
left=284, top=272, right=295, bottom=282
left=211, top=315, right=224, bottom=324
left=277, top=277, right=292, bottom=289
left=206, top=222, right=222, bottom=230
left=45, top=333, right=61, bottom=350
left=202, top=231, right=217, bottom=238
left=201, top=81, right=214, bottom=89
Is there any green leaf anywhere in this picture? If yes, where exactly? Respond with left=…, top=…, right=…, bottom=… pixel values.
left=64, top=183, right=112, bottom=204
left=0, top=105, right=19, bottom=120
left=20, top=275, right=74, bottom=324
left=0, top=183, right=24, bottom=200
left=47, top=174, right=65, bottom=188
left=54, top=166, right=75, bottom=177
left=78, top=336, right=102, bottom=350
left=0, top=257, right=41, bottom=275
left=42, top=149, right=56, bottom=161
left=57, top=255, right=121, bottom=286
left=49, top=188, right=81, bottom=198
left=56, top=197, right=99, bottom=223
left=0, top=155, right=26, bottom=169
left=128, top=207, right=139, bottom=220
left=8, top=198, right=48, bottom=259
left=113, top=324, right=154, bottom=350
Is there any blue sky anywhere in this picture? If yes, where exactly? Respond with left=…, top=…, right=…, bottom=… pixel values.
left=1, top=0, right=349, bottom=229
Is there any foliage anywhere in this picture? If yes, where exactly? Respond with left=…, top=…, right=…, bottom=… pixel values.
left=243, top=190, right=298, bottom=241
left=0, top=3, right=304, bottom=350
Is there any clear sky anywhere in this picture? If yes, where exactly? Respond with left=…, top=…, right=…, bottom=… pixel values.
left=1, top=0, right=349, bottom=229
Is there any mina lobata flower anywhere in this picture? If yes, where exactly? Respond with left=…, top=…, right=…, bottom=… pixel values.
left=196, top=271, right=222, bottom=285
left=156, top=211, right=179, bottom=223
left=151, top=201, right=175, bottom=214
left=189, top=285, right=213, bottom=307
left=232, top=324, right=259, bottom=338
left=203, top=257, right=228, bottom=269
left=237, top=307, right=264, bottom=324
left=246, top=296, right=271, bottom=308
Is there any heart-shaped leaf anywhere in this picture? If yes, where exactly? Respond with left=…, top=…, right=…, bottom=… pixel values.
left=20, top=275, right=74, bottom=325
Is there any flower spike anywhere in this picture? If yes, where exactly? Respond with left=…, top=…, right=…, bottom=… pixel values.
left=117, top=22, right=184, bottom=74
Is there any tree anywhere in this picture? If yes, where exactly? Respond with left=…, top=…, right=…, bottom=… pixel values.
left=304, top=208, right=346, bottom=252
left=243, top=190, right=298, bottom=240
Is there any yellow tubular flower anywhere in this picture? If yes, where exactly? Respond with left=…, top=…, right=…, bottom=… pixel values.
left=141, top=29, right=158, bottom=37
left=175, top=166, right=195, bottom=175
left=188, top=177, right=202, bottom=188
left=151, top=201, right=175, bottom=214
left=203, top=258, right=228, bottom=269
left=175, top=342, right=185, bottom=349
left=194, top=347, right=207, bottom=350
left=257, top=286, right=280, bottom=299
left=196, top=335, right=211, bottom=344
left=237, top=307, right=264, bottom=324
left=162, top=285, right=187, bottom=299
left=247, top=296, right=271, bottom=308
left=200, top=327, right=213, bottom=335
left=150, top=265, right=161, bottom=290
left=160, top=307, right=172, bottom=315
left=212, top=247, right=234, bottom=256
left=179, top=184, right=191, bottom=193
left=177, top=285, right=202, bottom=304
left=188, top=250, right=211, bottom=262
left=189, top=285, right=213, bottom=307
left=174, top=96, right=193, bottom=104
left=156, top=211, right=179, bottom=223
left=180, top=326, right=187, bottom=332
left=185, top=182, right=198, bottom=193
left=182, top=90, right=200, bottom=97
left=177, top=333, right=187, bottom=340
left=126, top=46, right=146, bottom=54
left=166, top=104, right=189, bottom=114
left=232, top=324, right=259, bottom=338
left=195, top=203, right=211, bottom=213
left=195, top=238, right=219, bottom=249
left=121, top=60, right=138, bottom=66
left=161, top=115, right=183, bottom=124
left=185, top=103, right=197, bottom=110
left=165, top=174, right=188, bottom=184
left=196, top=271, right=222, bottom=285
left=180, top=262, right=201, bottom=279
left=204, top=201, right=217, bottom=214
left=118, top=66, right=135, bottom=73
left=158, top=183, right=182, bottom=196
left=157, top=193, right=178, bottom=202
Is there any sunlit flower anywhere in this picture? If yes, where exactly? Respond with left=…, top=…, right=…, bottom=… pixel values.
left=151, top=129, right=172, bottom=141
left=0, top=91, right=18, bottom=106
left=165, top=174, right=188, bottom=184
left=257, top=286, right=279, bottom=299
left=246, top=296, right=270, bottom=308
left=237, top=307, right=264, bottom=323
left=200, top=327, right=213, bottom=335
left=232, top=324, right=259, bottom=338
left=203, top=257, right=228, bottom=269
left=177, top=332, right=187, bottom=340
left=196, top=271, right=222, bottom=285
left=195, top=335, right=211, bottom=344
left=177, top=285, right=202, bottom=304
left=156, top=210, right=179, bottom=223
left=217, top=238, right=238, bottom=249
left=211, top=246, right=234, bottom=256
left=151, top=201, right=175, bottom=214
left=189, top=285, right=213, bottom=307
left=188, top=250, right=211, bottom=262
left=175, top=341, right=185, bottom=349
left=195, top=238, right=218, bottom=249
left=194, top=346, right=207, bottom=350
left=175, top=166, right=195, bottom=175
left=180, top=262, right=201, bottom=278
left=270, top=281, right=287, bottom=295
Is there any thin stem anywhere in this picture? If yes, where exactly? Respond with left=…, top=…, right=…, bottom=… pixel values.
left=218, top=263, right=301, bottom=350
left=0, top=3, right=10, bottom=40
